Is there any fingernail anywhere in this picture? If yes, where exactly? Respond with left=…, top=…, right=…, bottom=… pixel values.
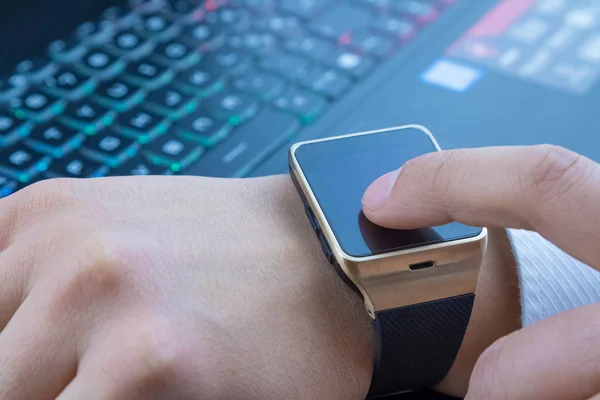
left=362, top=168, right=401, bottom=210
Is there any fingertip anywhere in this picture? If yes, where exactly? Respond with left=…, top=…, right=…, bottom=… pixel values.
left=361, top=168, right=401, bottom=211
left=361, top=204, right=385, bottom=228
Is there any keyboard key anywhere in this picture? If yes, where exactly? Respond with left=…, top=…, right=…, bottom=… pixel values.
left=187, top=107, right=299, bottom=177
left=0, top=144, right=52, bottom=183
left=300, top=67, right=351, bottom=100
left=106, top=30, right=155, bottom=60
left=102, top=5, right=141, bottom=28
left=25, top=121, right=84, bottom=158
left=175, top=113, right=231, bottom=147
left=323, top=50, right=374, bottom=79
left=203, top=47, right=253, bottom=77
left=234, top=0, right=276, bottom=13
left=144, top=85, right=198, bottom=119
left=227, top=31, right=279, bottom=56
left=0, top=110, right=32, bottom=146
left=5, top=74, right=28, bottom=88
left=143, top=135, right=204, bottom=172
left=174, top=66, right=226, bottom=98
left=254, top=15, right=302, bottom=38
left=60, top=100, right=117, bottom=135
left=124, top=58, right=175, bottom=90
left=181, top=23, right=227, bottom=53
left=75, top=20, right=117, bottom=45
left=273, top=87, right=327, bottom=123
left=349, top=29, right=396, bottom=58
left=8, top=89, right=66, bottom=122
left=153, top=39, right=201, bottom=70
left=93, top=79, right=146, bottom=112
left=130, top=0, right=166, bottom=15
left=209, top=91, right=259, bottom=126
left=0, top=173, right=19, bottom=198
left=78, top=49, right=126, bottom=80
left=15, top=56, right=59, bottom=83
left=373, top=16, right=417, bottom=43
left=114, top=107, right=171, bottom=143
left=259, top=52, right=310, bottom=80
left=390, top=0, right=439, bottom=25
left=109, top=155, right=170, bottom=176
left=137, top=11, right=182, bottom=42
left=81, top=130, right=140, bottom=167
left=280, top=0, right=334, bottom=19
left=42, top=67, right=97, bottom=101
left=309, top=4, right=370, bottom=41
left=355, top=0, right=390, bottom=12
left=167, top=0, right=198, bottom=14
left=48, top=37, right=87, bottom=63
left=285, top=35, right=335, bottom=61
left=233, top=71, right=285, bottom=101
left=46, top=152, right=108, bottom=178
left=204, top=8, right=251, bottom=30
left=0, top=74, right=28, bottom=102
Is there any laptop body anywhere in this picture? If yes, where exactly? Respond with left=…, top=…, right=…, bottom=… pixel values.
left=251, top=0, right=600, bottom=176
left=1, top=0, right=599, bottom=192
left=0, top=1, right=598, bottom=398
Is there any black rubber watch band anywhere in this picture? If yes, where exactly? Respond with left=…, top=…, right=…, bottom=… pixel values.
left=366, top=293, right=475, bottom=399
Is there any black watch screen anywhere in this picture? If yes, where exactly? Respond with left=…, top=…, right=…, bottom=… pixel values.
left=293, top=127, right=482, bottom=258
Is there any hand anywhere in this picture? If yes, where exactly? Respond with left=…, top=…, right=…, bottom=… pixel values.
left=0, top=175, right=375, bottom=400
left=362, top=144, right=600, bottom=400
left=0, top=172, right=521, bottom=400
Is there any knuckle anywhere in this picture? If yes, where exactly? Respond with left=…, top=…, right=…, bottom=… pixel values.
left=404, top=150, right=456, bottom=194
left=430, top=150, right=456, bottom=194
left=49, top=233, right=130, bottom=315
left=524, top=144, right=591, bottom=202
left=75, top=233, right=131, bottom=291
left=132, top=316, right=224, bottom=397
left=79, top=232, right=127, bottom=269
left=125, top=319, right=202, bottom=393
left=140, top=333, right=181, bottom=385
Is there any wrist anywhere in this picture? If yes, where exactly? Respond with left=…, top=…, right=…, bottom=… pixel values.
left=268, top=167, right=524, bottom=398
left=267, top=175, right=375, bottom=399
left=434, top=228, right=523, bottom=397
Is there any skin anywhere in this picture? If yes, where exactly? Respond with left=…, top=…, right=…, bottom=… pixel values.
left=0, top=170, right=521, bottom=399
left=362, top=144, right=600, bottom=399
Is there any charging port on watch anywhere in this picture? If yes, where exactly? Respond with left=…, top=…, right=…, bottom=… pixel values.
left=409, top=261, right=436, bottom=271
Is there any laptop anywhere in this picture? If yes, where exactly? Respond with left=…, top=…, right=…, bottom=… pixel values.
left=0, top=0, right=597, bottom=397
left=1, top=0, right=600, bottom=194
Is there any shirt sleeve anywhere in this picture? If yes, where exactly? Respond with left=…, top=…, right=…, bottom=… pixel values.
left=506, top=229, right=600, bottom=327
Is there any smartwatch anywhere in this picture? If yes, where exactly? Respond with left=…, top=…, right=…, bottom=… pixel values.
left=288, top=125, right=487, bottom=399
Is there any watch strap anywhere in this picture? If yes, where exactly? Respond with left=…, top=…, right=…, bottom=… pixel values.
left=366, top=293, right=475, bottom=399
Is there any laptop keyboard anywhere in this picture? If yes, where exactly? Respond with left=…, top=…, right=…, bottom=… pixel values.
left=0, top=0, right=458, bottom=196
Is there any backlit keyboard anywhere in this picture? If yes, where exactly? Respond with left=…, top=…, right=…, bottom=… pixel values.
left=0, top=0, right=458, bottom=196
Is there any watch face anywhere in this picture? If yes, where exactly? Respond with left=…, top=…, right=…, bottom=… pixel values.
left=293, top=127, right=483, bottom=258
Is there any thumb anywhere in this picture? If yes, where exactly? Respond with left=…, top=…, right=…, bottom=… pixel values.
left=464, top=301, right=600, bottom=400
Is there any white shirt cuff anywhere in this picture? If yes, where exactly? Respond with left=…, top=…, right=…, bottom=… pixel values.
left=506, top=229, right=600, bottom=327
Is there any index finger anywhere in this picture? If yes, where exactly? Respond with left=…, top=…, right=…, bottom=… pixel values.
left=361, top=144, right=600, bottom=269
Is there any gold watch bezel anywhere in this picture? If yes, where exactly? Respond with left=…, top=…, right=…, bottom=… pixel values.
left=289, top=124, right=488, bottom=319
